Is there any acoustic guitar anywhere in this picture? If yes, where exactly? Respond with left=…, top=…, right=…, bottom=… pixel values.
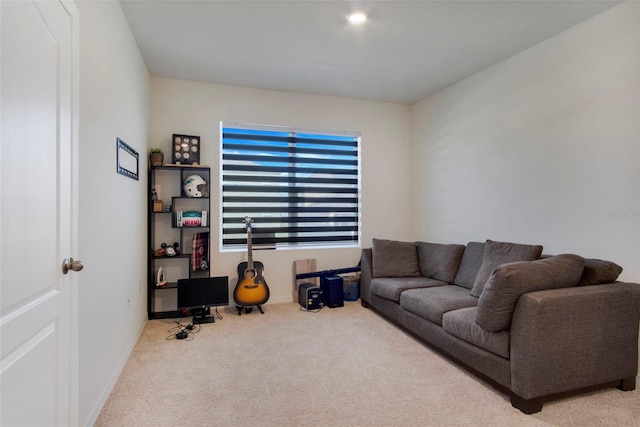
left=233, top=217, right=270, bottom=312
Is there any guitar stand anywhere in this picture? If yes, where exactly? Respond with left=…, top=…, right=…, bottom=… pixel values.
left=235, top=304, right=264, bottom=316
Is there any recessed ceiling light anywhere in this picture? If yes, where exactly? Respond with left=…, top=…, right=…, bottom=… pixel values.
left=348, top=12, right=367, bottom=25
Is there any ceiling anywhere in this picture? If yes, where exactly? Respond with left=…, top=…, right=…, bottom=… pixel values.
left=120, top=0, right=619, bottom=104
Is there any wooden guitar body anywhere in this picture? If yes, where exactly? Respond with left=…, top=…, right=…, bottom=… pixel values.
left=233, top=261, right=270, bottom=306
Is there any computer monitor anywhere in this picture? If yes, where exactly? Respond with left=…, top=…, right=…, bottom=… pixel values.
left=177, top=276, right=229, bottom=324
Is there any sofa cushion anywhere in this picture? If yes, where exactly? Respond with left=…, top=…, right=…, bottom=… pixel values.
left=443, top=307, right=510, bottom=359
left=400, top=285, right=478, bottom=325
left=371, top=277, right=446, bottom=302
left=417, top=242, right=465, bottom=283
left=454, top=242, right=486, bottom=289
left=372, top=239, right=420, bottom=278
left=476, top=254, right=585, bottom=332
left=577, top=258, right=623, bottom=286
left=470, top=240, right=543, bottom=297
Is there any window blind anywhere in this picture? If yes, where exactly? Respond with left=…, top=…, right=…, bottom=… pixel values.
left=221, top=123, right=361, bottom=250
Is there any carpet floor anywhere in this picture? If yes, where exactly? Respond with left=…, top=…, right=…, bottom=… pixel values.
left=96, top=302, right=639, bottom=426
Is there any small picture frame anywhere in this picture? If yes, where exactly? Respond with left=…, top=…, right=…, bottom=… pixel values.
left=172, top=134, right=200, bottom=165
left=116, top=138, right=139, bottom=180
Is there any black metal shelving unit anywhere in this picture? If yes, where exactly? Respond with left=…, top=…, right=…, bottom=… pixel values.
left=147, top=165, right=211, bottom=319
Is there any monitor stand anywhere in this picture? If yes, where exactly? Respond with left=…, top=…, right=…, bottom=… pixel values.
left=192, top=307, right=215, bottom=324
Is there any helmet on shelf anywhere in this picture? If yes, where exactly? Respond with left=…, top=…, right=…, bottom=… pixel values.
left=183, top=175, right=207, bottom=197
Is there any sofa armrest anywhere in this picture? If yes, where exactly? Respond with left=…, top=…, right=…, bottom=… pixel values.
left=510, top=283, right=640, bottom=400
left=360, top=248, right=373, bottom=305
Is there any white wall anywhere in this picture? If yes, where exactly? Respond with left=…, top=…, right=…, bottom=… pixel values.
left=412, top=2, right=640, bottom=282
left=150, top=78, right=412, bottom=303
left=77, top=1, right=149, bottom=425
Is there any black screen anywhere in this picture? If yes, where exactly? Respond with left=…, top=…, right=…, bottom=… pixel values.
left=177, top=276, right=229, bottom=310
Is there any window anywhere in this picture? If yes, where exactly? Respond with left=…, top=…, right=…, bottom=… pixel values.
left=220, top=122, right=361, bottom=251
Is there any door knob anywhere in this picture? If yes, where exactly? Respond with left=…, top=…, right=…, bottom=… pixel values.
left=62, top=258, right=84, bottom=274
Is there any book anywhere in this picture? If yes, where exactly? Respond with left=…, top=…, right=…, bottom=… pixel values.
left=201, top=210, right=208, bottom=227
left=192, top=232, right=210, bottom=271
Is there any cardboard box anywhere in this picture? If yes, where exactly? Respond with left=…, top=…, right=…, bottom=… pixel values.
left=153, top=200, right=163, bottom=213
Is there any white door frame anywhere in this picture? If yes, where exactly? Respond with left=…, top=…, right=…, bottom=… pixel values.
left=62, top=0, right=80, bottom=424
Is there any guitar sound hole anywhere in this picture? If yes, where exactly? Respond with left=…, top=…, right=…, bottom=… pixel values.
left=244, top=269, right=257, bottom=279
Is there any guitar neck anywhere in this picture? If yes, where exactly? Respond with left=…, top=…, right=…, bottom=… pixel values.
left=246, top=228, right=254, bottom=269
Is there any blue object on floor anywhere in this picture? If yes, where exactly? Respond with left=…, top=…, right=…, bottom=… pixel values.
left=343, top=277, right=359, bottom=301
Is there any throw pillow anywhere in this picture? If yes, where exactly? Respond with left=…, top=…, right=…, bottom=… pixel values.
left=470, top=240, right=543, bottom=297
left=417, top=242, right=465, bottom=283
left=577, top=258, right=623, bottom=286
left=372, top=239, right=420, bottom=278
left=454, top=242, right=486, bottom=289
left=476, top=254, right=585, bottom=332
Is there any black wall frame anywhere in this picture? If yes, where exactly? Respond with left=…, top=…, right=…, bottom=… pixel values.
left=117, top=137, right=139, bottom=180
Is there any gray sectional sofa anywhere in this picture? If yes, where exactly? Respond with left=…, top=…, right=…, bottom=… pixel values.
left=360, top=238, right=640, bottom=413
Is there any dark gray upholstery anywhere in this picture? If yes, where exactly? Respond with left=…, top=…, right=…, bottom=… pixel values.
left=454, top=241, right=485, bottom=289
left=470, top=240, right=543, bottom=297
left=443, top=307, right=510, bottom=359
left=360, top=248, right=373, bottom=304
left=372, top=239, right=420, bottom=278
left=417, top=242, right=465, bottom=283
left=399, top=285, right=478, bottom=325
left=510, top=284, right=640, bottom=400
left=372, top=294, right=512, bottom=389
left=371, top=277, right=446, bottom=302
left=577, top=258, right=623, bottom=286
left=476, top=254, right=584, bottom=332
left=360, top=241, right=640, bottom=413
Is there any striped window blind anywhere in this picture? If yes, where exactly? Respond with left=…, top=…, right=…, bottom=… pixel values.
left=221, top=122, right=361, bottom=250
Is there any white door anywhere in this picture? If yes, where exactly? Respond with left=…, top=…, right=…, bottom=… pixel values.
left=0, top=1, right=79, bottom=426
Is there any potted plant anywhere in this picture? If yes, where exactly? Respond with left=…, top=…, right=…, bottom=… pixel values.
left=149, top=148, right=164, bottom=167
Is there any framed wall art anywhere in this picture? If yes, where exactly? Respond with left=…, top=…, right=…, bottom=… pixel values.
left=172, top=134, right=200, bottom=165
left=116, top=137, right=139, bottom=180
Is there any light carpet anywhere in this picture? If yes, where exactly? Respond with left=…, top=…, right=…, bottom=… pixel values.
left=96, top=302, right=639, bottom=426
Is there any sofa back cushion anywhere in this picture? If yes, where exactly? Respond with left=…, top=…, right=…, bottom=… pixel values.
left=470, top=240, right=543, bottom=297
left=578, top=258, right=623, bottom=286
left=454, top=242, right=486, bottom=289
left=372, top=239, right=421, bottom=278
left=417, top=242, right=465, bottom=283
left=476, top=254, right=585, bottom=332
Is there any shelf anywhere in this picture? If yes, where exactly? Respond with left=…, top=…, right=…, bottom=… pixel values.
left=155, top=282, right=178, bottom=289
left=152, top=254, right=191, bottom=260
left=152, top=253, right=211, bottom=259
left=171, top=196, right=210, bottom=201
left=148, top=164, right=211, bottom=320
left=152, top=164, right=210, bottom=170
left=148, top=310, right=182, bottom=320
left=150, top=165, right=211, bottom=172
